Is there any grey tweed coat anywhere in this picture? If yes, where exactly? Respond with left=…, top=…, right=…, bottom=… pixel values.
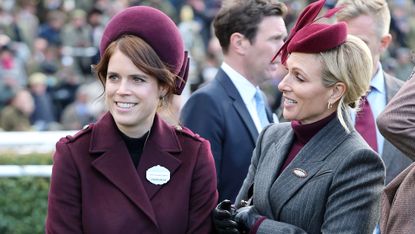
left=235, top=116, right=385, bottom=234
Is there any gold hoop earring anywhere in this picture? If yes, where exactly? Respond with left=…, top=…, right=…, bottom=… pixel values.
left=327, top=101, right=333, bottom=110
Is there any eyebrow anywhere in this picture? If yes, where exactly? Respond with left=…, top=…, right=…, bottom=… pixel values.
left=106, top=71, right=148, bottom=79
left=287, top=63, right=305, bottom=74
left=272, top=31, right=287, bottom=40
left=107, top=71, right=117, bottom=75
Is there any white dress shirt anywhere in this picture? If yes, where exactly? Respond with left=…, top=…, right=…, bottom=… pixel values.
left=221, top=62, right=266, bottom=133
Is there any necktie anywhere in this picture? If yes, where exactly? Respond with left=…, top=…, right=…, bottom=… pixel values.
left=355, top=96, right=378, bottom=152
left=254, top=89, right=269, bottom=128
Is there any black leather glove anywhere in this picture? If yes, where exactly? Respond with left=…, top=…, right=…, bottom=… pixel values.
left=234, top=206, right=263, bottom=232
left=212, top=200, right=240, bottom=234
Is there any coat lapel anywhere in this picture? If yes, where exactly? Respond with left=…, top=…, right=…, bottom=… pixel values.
left=382, top=73, right=403, bottom=155
left=383, top=73, right=401, bottom=103
left=254, top=125, right=294, bottom=218
left=268, top=117, right=350, bottom=218
left=216, top=69, right=258, bottom=142
left=265, top=106, right=274, bottom=123
left=91, top=144, right=158, bottom=225
left=137, top=115, right=182, bottom=200
left=89, top=113, right=181, bottom=227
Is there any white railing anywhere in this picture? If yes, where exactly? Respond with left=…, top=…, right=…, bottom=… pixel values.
left=0, top=130, right=77, bottom=154
left=0, top=165, right=52, bottom=177
left=0, top=131, right=77, bottom=177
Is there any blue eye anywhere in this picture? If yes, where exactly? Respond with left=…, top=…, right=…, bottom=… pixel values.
left=107, top=74, right=118, bottom=81
left=132, top=76, right=146, bottom=83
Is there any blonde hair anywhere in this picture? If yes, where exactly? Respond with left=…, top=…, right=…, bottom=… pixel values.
left=317, top=35, right=373, bottom=131
left=335, top=0, right=391, bottom=38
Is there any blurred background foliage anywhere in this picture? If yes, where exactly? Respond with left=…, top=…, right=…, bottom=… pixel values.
left=0, top=153, right=51, bottom=234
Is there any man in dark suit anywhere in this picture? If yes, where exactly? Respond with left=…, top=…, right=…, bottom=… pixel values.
left=180, top=0, right=288, bottom=202
left=336, top=0, right=412, bottom=186
left=336, top=1, right=413, bottom=234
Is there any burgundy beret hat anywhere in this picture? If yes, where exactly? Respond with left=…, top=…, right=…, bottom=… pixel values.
left=272, top=0, right=346, bottom=65
left=100, top=6, right=189, bottom=95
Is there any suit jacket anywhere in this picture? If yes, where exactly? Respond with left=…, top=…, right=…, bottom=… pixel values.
left=180, top=68, right=273, bottom=202
left=235, top=117, right=385, bottom=234
left=381, top=73, right=413, bottom=184
left=46, top=112, right=218, bottom=234
left=381, top=162, right=415, bottom=234
left=377, top=69, right=415, bottom=160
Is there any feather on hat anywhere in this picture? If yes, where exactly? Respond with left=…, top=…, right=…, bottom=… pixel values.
left=272, top=0, right=346, bottom=65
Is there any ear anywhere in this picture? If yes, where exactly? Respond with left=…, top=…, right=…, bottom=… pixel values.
left=329, top=82, right=346, bottom=104
left=379, top=33, right=392, bottom=54
left=159, top=85, right=168, bottom=99
left=229, top=32, right=248, bottom=55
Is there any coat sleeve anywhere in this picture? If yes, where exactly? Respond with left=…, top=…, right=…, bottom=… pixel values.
left=46, top=139, right=83, bottom=233
left=254, top=148, right=385, bottom=234
left=186, top=139, right=218, bottom=234
left=180, top=92, right=224, bottom=187
left=381, top=163, right=415, bottom=233
left=377, top=68, right=415, bottom=160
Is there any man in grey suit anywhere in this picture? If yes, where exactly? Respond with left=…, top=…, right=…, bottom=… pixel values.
left=180, top=0, right=288, bottom=202
left=336, top=0, right=412, bottom=186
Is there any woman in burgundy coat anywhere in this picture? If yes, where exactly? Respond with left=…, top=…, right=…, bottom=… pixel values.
left=46, top=6, right=218, bottom=234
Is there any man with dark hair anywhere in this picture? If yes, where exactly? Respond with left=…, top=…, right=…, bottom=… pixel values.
left=181, top=0, right=287, bottom=202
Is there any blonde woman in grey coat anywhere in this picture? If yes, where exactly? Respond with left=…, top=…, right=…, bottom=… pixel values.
left=213, top=0, right=384, bottom=233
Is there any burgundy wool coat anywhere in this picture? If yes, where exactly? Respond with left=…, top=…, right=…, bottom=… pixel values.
left=46, top=112, right=218, bottom=234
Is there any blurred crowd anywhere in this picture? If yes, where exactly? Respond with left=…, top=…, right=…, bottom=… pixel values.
left=0, top=0, right=413, bottom=131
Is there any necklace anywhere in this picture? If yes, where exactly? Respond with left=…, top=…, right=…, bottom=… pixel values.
left=143, top=128, right=151, bottom=149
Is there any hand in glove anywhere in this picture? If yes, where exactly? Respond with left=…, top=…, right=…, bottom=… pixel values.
left=234, top=206, right=263, bottom=233
left=212, top=199, right=240, bottom=234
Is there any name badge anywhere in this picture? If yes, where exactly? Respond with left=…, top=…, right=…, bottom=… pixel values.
left=146, top=165, right=170, bottom=185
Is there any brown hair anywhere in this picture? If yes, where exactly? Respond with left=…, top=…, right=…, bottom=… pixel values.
left=94, top=35, right=176, bottom=98
left=213, top=0, right=287, bottom=53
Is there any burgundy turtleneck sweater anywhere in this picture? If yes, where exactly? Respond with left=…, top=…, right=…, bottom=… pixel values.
left=278, top=112, right=337, bottom=176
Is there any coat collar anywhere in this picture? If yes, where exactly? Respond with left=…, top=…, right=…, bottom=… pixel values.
left=384, top=72, right=402, bottom=102
left=89, top=112, right=182, bottom=153
left=255, top=116, right=351, bottom=219
left=89, top=112, right=182, bottom=227
left=216, top=69, right=259, bottom=142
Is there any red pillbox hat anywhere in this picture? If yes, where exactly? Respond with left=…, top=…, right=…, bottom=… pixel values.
left=272, top=0, right=347, bottom=65
left=100, top=6, right=189, bottom=95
